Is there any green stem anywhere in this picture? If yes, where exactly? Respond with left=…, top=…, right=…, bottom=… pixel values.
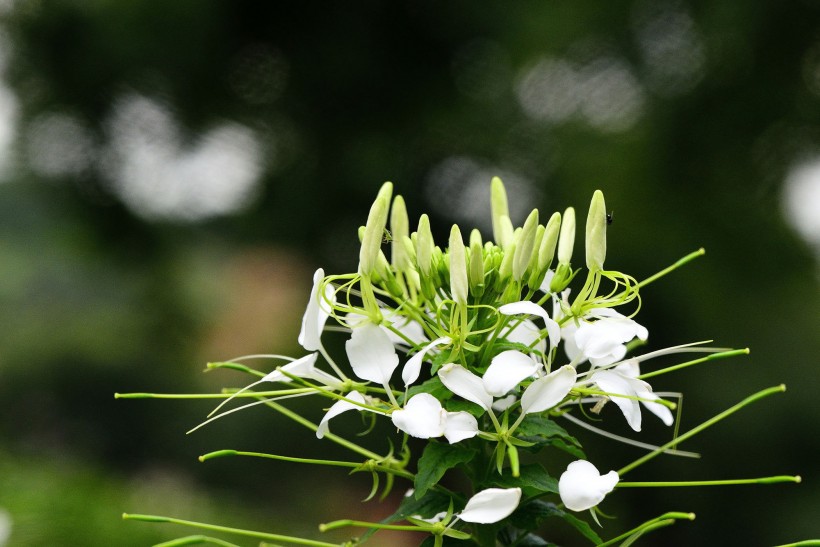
left=638, top=349, right=749, bottom=380
left=618, top=385, right=786, bottom=476
left=122, top=514, right=339, bottom=547
left=114, top=389, right=313, bottom=400
left=319, top=519, right=429, bottom=533
left=636, top=248, right=705, bottom=289
left=154, top=535, right=241, bottom=547
left=772, top=541, right=820, bottom=546
left=596, top=512, right=695, bottom=547
left=206, top=362, right=267, bottom=378
left=572, top=388, right=677, bottom=409
left=617, top=476, right=801, bottom=487
left=261, top=399, right=382, bottom=461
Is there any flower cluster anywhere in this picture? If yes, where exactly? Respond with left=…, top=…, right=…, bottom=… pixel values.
left=121, top=178, right=802, bottom=547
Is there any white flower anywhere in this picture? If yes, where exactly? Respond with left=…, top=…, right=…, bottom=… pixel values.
left=346, top=310, right=428, bottom=348
left=520, top=365, right=577, bottom=414
left=298, top=268, right=335, bottom=351
left=482, top=350, right=540, bottom=397
left=558, top=460, right=618, bottom=512
left=437, top=364, right=493, bottom=411
left=499, top=301, right=561, bottom=349
left=591, top=359, right=673, bottom=432
left=573, top=308, right=648, bottom=367
left=390, top=393, right=478, bottom=443
left=316, top=391, right=368, bottom=439
left=502, top=318, right=547, bottom=355
left=345, top=323, right=400, bottom=386
left=260, top=352, right=344, bottom=390
left=459, top=487, right=522, bottom=524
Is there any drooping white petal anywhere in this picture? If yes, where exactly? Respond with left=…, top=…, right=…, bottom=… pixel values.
left=558, top=460, right=618, bottom=512
left=459, top=487, right=522, bottom=524
left=499, top=301, right=560, bottom=348
left=592, top=369, right=642, bottom=431
left=438, top=364, right=493, bottom=411
left=316, top=391, right=366, bottom=439
left=614, top=361, right=673, bottom=426
left=574, top=310, right=648, bottom=367
left=391, top=393, right=446, bottom=439
left=260, top=353, right=344, bottom=390
left=346, top=310, right=427, bottom=347
left=345, top=323, right=400, bottom=385
left=443, top=411, right=479, bottom=443
left=483, top=350, right=540, bottom=397
left=298, top=269, right=335, bottom=351
left=402, top=336, right=451, bottom=387
left=520, top=365, right=576, bottom=415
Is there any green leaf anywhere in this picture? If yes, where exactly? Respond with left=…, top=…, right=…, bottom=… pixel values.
left=444, top=398, right=485, bottom=418
left=404, top=376, right=451, bottom=404
left=511, top=500, right=601, bottom=545
left=359, top=490, right=454, bottom=543
left=415, top=442, right=477, bottom=499
left=485, top=463, right=558, bottom=497
left=515, top=415, right=585, bottom=458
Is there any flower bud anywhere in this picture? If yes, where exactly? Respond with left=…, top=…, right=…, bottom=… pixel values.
left=557, top=206, right=575, bottom=265
left=390, top=195, right=410, bottom=270
left=449, top=225, right=468, bottom=304
left=359, top=182, right=393, bottom=276
left=538, top=211, right=561, bottom=272
left=416, top=214, right=434, bottom=276
left=513, top=209, right=539, bottom=282
left=585, top=190, right=607, bottom=272
left=469, top=229, right=484, bottom=296
left=491, top=176, right=510, bottom=247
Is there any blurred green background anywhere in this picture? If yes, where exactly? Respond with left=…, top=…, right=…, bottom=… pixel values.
left=0, top=1, right=818, bottom=546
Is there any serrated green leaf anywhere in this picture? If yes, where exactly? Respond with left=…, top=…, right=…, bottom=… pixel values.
left=485, top=463, right=558, bottom=497
left=415, top=442, right=477, bottom=499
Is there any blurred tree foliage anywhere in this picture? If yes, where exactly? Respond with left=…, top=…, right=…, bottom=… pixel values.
left=0, top=1, right=817, bottom=545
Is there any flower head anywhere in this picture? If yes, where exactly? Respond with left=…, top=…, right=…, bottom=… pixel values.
left=558, top=460, right=618, bottom=512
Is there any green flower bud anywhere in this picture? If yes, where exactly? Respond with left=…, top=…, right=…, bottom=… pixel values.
left=449, top=225, right=468, bottom=304
left=359, top=182, right=393, bottom=276
left=538, top=211, right=561, bottom=272
left=390, top=195, right=410, bottom=270
left=469, top=229, right=484, bottom=295
left=491, top=176, right=510, bottom=247
left=557, top=206, right=575, bottom=265
left=513, top=209, right=539, bottom=282
left=585, top=189, right=607, bottom=272
left=416, top=214, right=433, bottom=276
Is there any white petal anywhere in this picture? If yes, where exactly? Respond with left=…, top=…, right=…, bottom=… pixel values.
left=391, top=393, right=446, bottom=439
left=491, top=394, right=518, bottom=412
left=402, top=336, right=451, bottom=387
left=631, top=381, right=674, bottom=426
left=438, top=364, right=493, bottom=411
left=592, top=370, right=641, bottom=432
left=260, top=353, right=344, bottom=390
left=483, top=350, right=540, bottom=397
left=558, top=460, right=618, bottom=512
left=443, top=411, right=479, bottom=443
left=503, top=319, right=547, bottom=355
left=459, top=487, right=522, bottom=524
left=345, top=323, right=400, bottom=385
left=383, top=312, right=428, bottom=346
left=298, top=269, right=335, bottom=351
left=520, top=365, right=576, bottom=414
left=499, top=301, right=561, bottom=348
left=316, top=391, right=366, bottom=439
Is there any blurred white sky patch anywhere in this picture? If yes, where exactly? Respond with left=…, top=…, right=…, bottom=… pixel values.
left=515, top=55, right=644, bottom=133
left=425, top=156, right=538, bottom=234
left=783, top=158, right=820, bottom=259
left=102, top=93, right=265, bottom=222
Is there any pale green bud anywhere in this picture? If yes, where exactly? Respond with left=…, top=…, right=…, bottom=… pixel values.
left=497, top=215, right=514, bottom=250
left=538, top=211, right=561, bottom=272
left=499, top=241, right=516, bottom=282
left=449, top=225, right=468, bottom=304
left=359, top=182, right=393, bottom=276
left=513, top=209, right=539, bottom=282
left=585, top=189, right=607, bottom=271
left=416, top=214, right=433, bottom=276
left=469, top=229, right=484, bottom=295
left=557, top=206, right=575, bottom=265
left=491, top=177, right=510, bottom=246
left=390, top=195, right=410, bottom=270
